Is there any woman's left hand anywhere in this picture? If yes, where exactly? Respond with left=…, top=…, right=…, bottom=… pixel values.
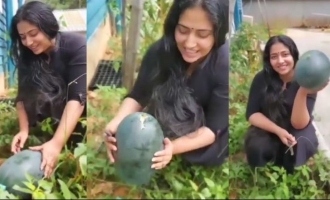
left=151, top=138, right=173, bottom=170
left=29, top=139, right=62, bottom=178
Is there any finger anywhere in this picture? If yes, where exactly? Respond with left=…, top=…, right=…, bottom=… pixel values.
left=105, top=137, right=116, bottom=143
left=163, top=138, right=171, bottom=145
left=105, top=142, right=116, bottom=162
left=110, top=144, right=117, bottom=151
left=154, top=150, right=166, bottom=157
left=152, top=162, right=167, bottom=170
left=152, top=156, right=164, bottom=163
left=47, top=160, right=56, bottom=169
left=11, top=137, right=19, bottom=153
left=291, top=140, right=297, bottom=146
left=287, top=134, right=295, bottom=141
left=106, top=149, right=115, bottom=163
left=44, top=164, right=53, bottom=178
left=105, top=141, right=117, bottom=151
left=12, top=147, right=18, bottom=154
left=41, top=158, right=47, bottom=171
left=283, top=139, right=289, bottom=147
left=20, top=137, right=28, bottom=148
left=15, top=142, right=23, bottom=154
left=29, top=146, right=43, bottom=151
left=15, top=146, right=20, bottom=154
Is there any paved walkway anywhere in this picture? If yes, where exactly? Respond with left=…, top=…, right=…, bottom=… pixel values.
left=286, top=28, right=330, bottom=157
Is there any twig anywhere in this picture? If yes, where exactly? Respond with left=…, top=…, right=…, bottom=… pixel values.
left=67, top=73, right=87, bottom=86
left=285, top=136, right=316, bottom=156
left=217, top=143, right=229, bottom=158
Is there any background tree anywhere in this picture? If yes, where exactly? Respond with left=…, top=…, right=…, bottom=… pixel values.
left=24, top=0, right=86, bottom=9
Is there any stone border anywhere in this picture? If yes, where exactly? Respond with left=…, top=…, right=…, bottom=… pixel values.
left=313, top=121, right=330, bottom=159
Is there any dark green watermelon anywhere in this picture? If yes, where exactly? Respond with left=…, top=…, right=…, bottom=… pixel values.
left=114, top=112, right=164, bottom=186
left=0, top=150, right=44, bottom=198
left=294, top=50, right=330, bottom=90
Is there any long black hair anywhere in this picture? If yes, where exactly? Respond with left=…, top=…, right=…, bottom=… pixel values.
left=146, top=0, right=229, bottom=138
left=262, top=35, right=299, bottom=128
left=10, top=1, right=66, bottom=125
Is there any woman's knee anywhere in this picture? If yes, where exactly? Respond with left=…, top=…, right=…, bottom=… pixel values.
left=291, top=123, right=319, bottom=166
left=291, top=123, right=318, bottom=152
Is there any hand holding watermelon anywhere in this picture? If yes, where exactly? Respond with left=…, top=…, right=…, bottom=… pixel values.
left=10, top=131, right=29, bottom=154
left=104, top=131, right=117, bottom=163
left=106, top=112, right=165, bottom=186
left=151, top=138, right=173, bottom=170
left=29, top=139, right=62, bottom=178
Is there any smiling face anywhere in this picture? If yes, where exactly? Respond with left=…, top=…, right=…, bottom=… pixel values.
left=269, top=42, right=295, bottom=77
left=174, top=6, right=215, bottom=63
left=17, top=20, right=53, bottom=55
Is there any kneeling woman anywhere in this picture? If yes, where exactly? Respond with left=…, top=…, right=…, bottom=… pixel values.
left=244, top=35, right=326, bottom=173
left=9, top=1, right=86, bottom=178
left=104, top=0, right=229, bottom=169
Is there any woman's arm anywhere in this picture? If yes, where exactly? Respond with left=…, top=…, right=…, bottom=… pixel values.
left=107, top=98, right=142, bottom=133
left=290, top=88, right=316, bottom=129
left=15, top=66, right=29, bottom=133
left=52, top=100, right=84, bottom=147
left=16, top=102, right=29, bottom=133
left=51, top=34, right=87, bottom=148
left=172, top=126, right=215, bottom=155
left=249, top=113, right=285, bottom=136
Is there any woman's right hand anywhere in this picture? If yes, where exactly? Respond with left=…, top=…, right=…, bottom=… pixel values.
left=11, top=131, right=29, bottom=154
left=104, top=122, right=117, bottom=163
left=277, top=129, right=296, bottom=147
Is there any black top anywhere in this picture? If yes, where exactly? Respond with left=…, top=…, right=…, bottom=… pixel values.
left=16, top=31, right=87, bottom=126
left=49, top=31, right=87, bottom=106
left=246, top=70, right=317, bottom=128
left=128, top=39, right=229, bottom=164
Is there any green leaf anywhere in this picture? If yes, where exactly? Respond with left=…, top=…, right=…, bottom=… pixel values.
left=189, top=180, right=198, bottom=191
left=79, top=155, right=87, bottom=176
left=74, top=143, right=87, bottom=158
left=58, top=179, right=72, bottom=199
left=204, top=177, right=215, bottom=188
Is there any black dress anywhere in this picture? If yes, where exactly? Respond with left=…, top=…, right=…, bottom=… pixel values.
left=15, top=31, right=87, bottom=148
left=244, top=70, right=319, bottom=172
left=126, top=39, right=230, bottom=166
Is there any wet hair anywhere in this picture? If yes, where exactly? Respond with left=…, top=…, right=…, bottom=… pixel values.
left=145, top=0, right=229, bottom=138
left=262, top=35, right=299, bottom=128
left=10, top=1, right=66, bottom=125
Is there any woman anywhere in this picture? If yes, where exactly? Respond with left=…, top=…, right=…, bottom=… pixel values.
left=244, top=35, right=327, bottom=173
left=9, top=1, right=86, bottom=178
left=104, top=0, right=229, bottom=169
